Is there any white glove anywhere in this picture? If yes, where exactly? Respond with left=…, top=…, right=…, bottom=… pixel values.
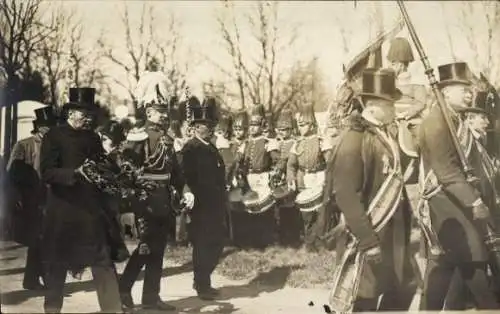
left=183, top=192, right=195, bottom=209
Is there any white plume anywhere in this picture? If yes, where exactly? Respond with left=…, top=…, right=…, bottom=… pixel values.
left=134, top=71, right=170, bottom=107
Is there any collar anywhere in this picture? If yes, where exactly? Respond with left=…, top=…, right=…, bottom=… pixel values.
left=215, top=135, right=231, bottom=149
left=397, top=71, right=411, bottom=86
left=196, top=135, right=210, bottom=146
left=361, top=109, right=384, bottom=127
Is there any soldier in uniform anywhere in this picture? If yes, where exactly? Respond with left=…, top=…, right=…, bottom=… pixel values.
left=228, top=110, right=249, bottom=247
left=328, top=69, right=413, bottom=311
left=234, top=104, right=279, bottom=248
left=287, top=105, right=332, bottom=249
left=214, top=114, right=236, bottom=242
left=7, top=106, right=57, bottom=290
left=40, top=88, right=123, bottom=313
left=273, top=109, right=301, bottom=247
left=181, top=96, right=227, bottom=300
left=118, top=96, right=194, bottom=311
left=418, top=62, right=498, bottom=310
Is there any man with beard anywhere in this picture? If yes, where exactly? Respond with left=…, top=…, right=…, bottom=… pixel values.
left=181, top=96, right=228, bottom=300
left=7, top=106, right=57, bottom=290
left=40, top=88, right=123, bottom=313
left=418, top=62, right=499, bottom=310
left=119, top=97, right=194, bottom=311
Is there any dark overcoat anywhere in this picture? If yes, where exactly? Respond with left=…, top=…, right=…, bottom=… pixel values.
left=328, top=117, right=412, bottom=297
left=7, top=136, right=46, bottom=245
left=181, top=137, right=227, bottom=244
left=419, top=106, right=487, bottom=262
left=40, top=124, right=112, bottom=272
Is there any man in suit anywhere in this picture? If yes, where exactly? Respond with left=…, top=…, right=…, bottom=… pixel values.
left=7, top=106, right=56, bottom=290
left=40, top=88, right=123, bottom=313
left=181, top=96, right=227, bottom=300
left=418, top=62, right=499, bottom=310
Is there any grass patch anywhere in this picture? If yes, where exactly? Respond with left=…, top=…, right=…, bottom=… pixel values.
left=163, top=244, right=336, bottom=289
left=216, top=246, right=336, bottom=289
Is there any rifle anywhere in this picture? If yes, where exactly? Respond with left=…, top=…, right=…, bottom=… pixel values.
left=397, top=0, right=500, bottom=265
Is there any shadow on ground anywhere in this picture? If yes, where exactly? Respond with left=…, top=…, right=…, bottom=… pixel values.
left=0, top=247, right=239, bottom=307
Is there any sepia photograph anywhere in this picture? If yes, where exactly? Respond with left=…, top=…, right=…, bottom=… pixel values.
left=0, top=0, right=499, bottom=313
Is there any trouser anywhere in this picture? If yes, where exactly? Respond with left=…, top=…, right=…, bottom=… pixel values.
left=277, top=205, right=302, bottom=247
left=301, top=211, right=318, bottom=249
left=44, top=262, right=121, bottom=313
left=420, top=259, right=498, bottom=310
left=176, top=213, right=189, bottom=245
left=353, top=260, right=414, bottom=312
left=24, top=244, right=44, bottom=286
left=119, top=218, right=169, bottom=304
left=192, top=239, right=224, bottom=291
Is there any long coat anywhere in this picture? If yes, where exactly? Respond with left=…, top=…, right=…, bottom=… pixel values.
left=40, top=124, right=112, bottom=272
left=181, top=137, right=227, bottom=244
left=7, top=135, right=45, bottom=246
left=329, top=117, right=412, bottom=296
left=419, top=106, right=487, bottom=262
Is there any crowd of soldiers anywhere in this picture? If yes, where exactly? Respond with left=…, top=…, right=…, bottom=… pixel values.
left=3, top=34, right=500, bottom=314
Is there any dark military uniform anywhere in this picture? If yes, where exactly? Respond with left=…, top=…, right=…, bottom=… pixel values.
left=119, top=120, right=185, bottom=305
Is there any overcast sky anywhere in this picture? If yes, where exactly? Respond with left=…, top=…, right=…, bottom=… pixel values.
left=53, top=0, right=496, bottom=99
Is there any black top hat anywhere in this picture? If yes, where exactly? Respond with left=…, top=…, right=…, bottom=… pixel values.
left=359, top=68, right=402, bottom=102
left=188, top=96, right=218, bottom=125
left=438, top=62, right=472, bottom=87
left=32, top=106, right=57, bottom=132
left=64, top=87, right=98, bottom=110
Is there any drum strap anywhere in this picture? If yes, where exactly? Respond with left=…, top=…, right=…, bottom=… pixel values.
left=329, top=128, right=404, bottom=313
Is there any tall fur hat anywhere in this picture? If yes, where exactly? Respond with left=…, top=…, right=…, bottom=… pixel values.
left=387, top=37, right=414, bottom=63
left=248, top=104, right=266, bottom=126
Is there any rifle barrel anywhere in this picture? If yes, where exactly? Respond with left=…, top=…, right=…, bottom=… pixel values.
left=396, top=0, right=471, bottom=175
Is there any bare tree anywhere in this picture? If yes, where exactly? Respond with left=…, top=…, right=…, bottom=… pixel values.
left=0, top=0, right=56, bottom=156
left=36, top=4, right=74, bottom=105
left=211, top=1, right=300, bottom=114
left=451, top=1, right=500, bottom=86
left=98, top=1, right=188, bottom=104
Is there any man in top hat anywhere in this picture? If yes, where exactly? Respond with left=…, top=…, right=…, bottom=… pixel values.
left=273, top=109, right=301, bottom=247
left=287, top=105, right=332, bottom=250
left=418, top=61, right=498, bottom=310
left=40, top=87, right=123, bottom=313
left=443, top=103, right=500, bottom=310
left=181, top=96, right=228, bottom=300
left=326, top=68, right=414, bottom=311
left=119, top=93, right=193, bottom=311
left=7, top=106, right=57, bottom=291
